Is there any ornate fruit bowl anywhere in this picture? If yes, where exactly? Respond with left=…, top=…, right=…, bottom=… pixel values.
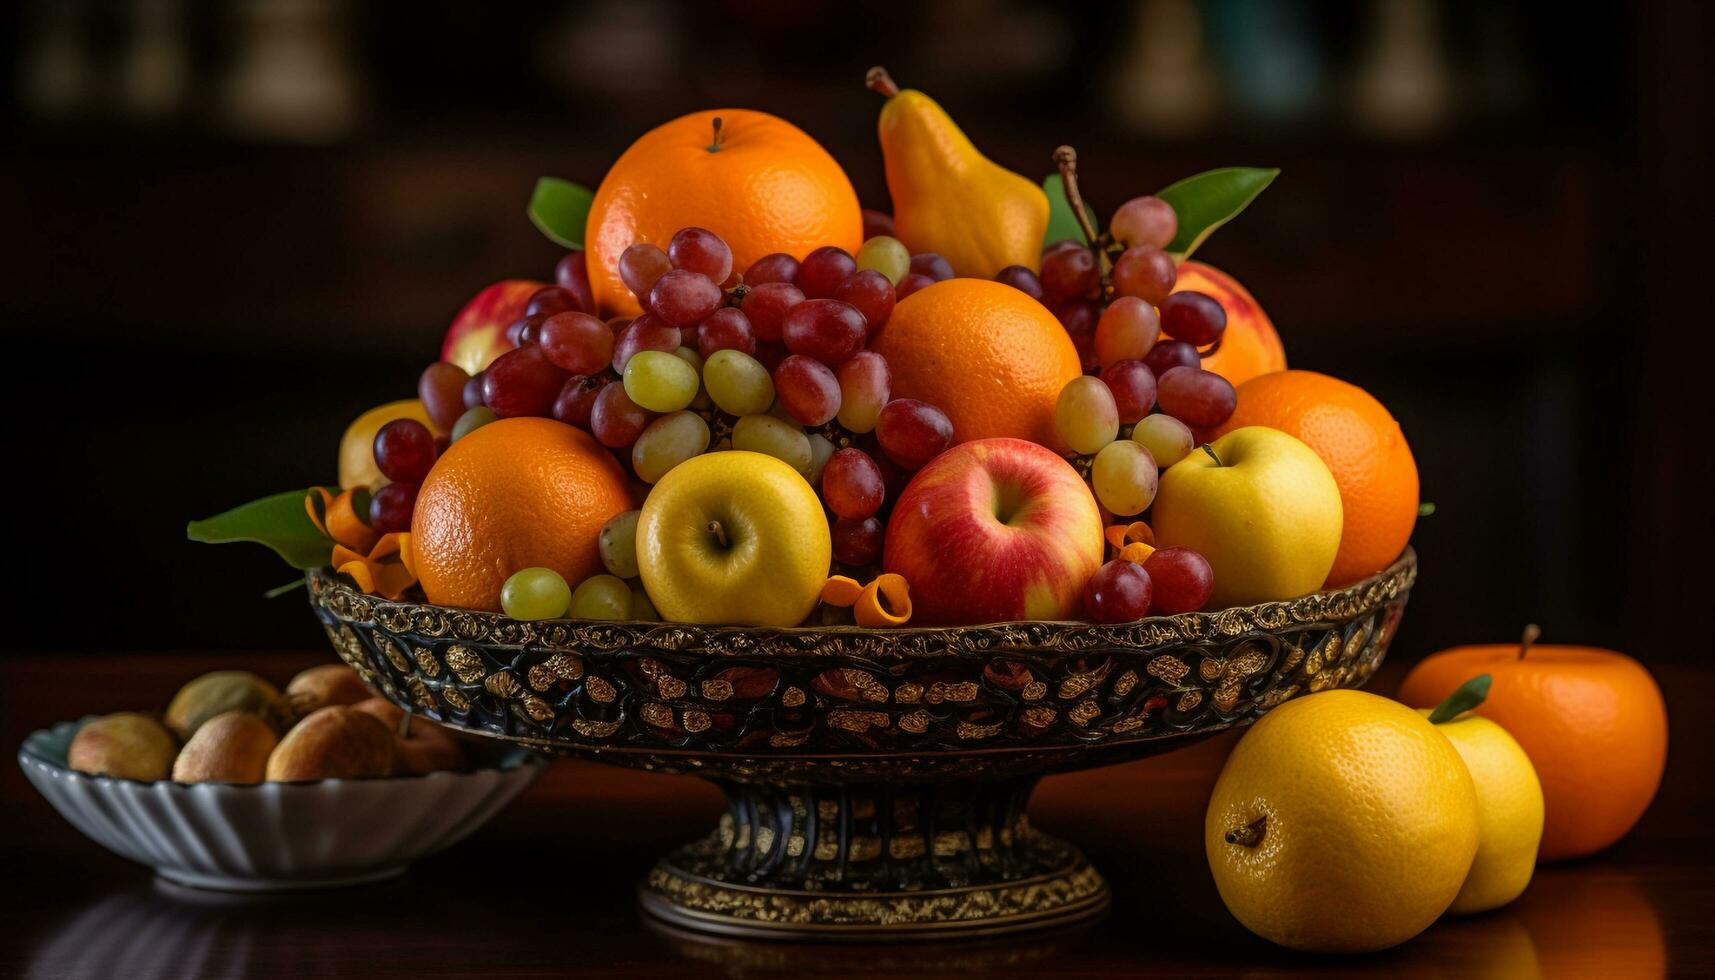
left=309, top=548, right=1415, bottom=941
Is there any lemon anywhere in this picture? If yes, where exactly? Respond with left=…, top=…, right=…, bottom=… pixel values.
left=1205, top=689, right=1479, bottom=952
left=1421, top=705, right=1544, bottom=914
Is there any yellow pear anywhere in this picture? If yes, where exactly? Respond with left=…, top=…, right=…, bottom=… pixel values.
left=868, top=66, right=1048, bottom=278
left=1419, top=675, right=1545, bottom=914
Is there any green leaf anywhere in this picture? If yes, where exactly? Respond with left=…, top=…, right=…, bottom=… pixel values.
left=527, top=177, right=593, bottom=249
left=1042, top=173, right=1097, bottom=248
left=263, top=577, right=307, bottom=599
left=187, top=489, right=333, bottom=570
left=1156, top=167, right=1279, bottom=259
left=1428, top=674, right=1492, bottom=724
left=1418, top=501, right=1437, bottom=517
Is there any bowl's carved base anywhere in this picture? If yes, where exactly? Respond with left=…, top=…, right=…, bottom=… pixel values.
left=638, top=778, right=1109, bottom=940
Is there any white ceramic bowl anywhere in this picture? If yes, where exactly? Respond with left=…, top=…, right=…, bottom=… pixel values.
left=20, top=718, right=547, bottom=891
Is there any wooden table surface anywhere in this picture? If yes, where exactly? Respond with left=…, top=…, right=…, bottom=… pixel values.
left=2, top=650, right=1709, bottom=978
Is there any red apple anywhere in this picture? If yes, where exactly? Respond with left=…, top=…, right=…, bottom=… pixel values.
left=883, top=438, right=1105, bottom=625
left=441, top=279, right=545, bottom=375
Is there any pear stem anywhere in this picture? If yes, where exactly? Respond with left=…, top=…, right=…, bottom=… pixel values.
left=707, top=520, right=730, bottom=549
left=707, top=116, right=726, bottom=153
left=1201, top=443, right=1223, bottom=466
left=1519, top=623, right=1541, bottom=660
left=1225, top=814, right=1268, bottom=848
left=1052, top=146, right=1102, bottom=249
left=865, top=66, right=899, bottom=98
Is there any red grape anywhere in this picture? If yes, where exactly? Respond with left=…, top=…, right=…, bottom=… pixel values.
left=418, top=362, right=470, bottom=431
left=667, top=227, right=733, bottom=284
left=696, top=306, right=755, bottom=356
left=462, top=371, right=486, bottom=409
left=832, top=516, right=884, bottom=567
left=1111, top=245, right=1177, bottom=305
left=796, top=246, right=858, bottom=299
left=590, top=381, right=652, bottom=448
left=1083, top=560, right=1153, bottom=622
left=524, top=285, right=577, bottom=319
left=1100, top=360, right=1158, bottom=424
left=369, top=482, right=417, bottom=534
left=875, top=399, right=953, bottom=469
left=1143, top=547, right=1213, bottom=614
left=782, top=299, right=867, bottom=365
left=745, top=252, right=800, bottom=286
left=835, top=350, right=891, bottom=433
left=1040, top=244, right=1098, bottom=299
left=1143, top=339, right=1201, bottom=378
left=504, top=314, right=543, bottom=347
left=834, top=269, right=896, bottom=337
left=619, top=243, right=672, bottom=301
left=740, top=281, right=804, bottom=342
left=538, top=311, right=614, bottom=374
left=995, top=265, right=1044, bottom=300
left=1156, top=366, right=1236, bottom=428
left=612, top=314, right=682, bottom=372
left=861, top=209, right=896, bottom=240
left=1094, top=296, right=1160, bottom=366
left=482, top=345, right=568, bottom=418
left=1109, top=196, right=1178, bottom=250
left=1159, top=290, right=1227, bottom=347
left=554, top=250, right=595, bottom=314
left=648, top=269, right=723, bottom=327
left=373, top=418, right=436, bottom=484
left=1056, top=299, right=1101, bottom=372
left=822, top=448, right=885, bottom=519
left=753, top=343, right=788, bottom=373
left=552, top=374, right=604, bottom=428
left=908, top=253, right=954, bottom=282
left=774, top=354, right=841, bottom=426
left=895, top=272, right=936, bottom=299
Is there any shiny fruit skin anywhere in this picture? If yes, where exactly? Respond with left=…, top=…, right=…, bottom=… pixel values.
left=744, top=252, right=800, bottom=286
left=822, top=447, right=885, bottom=519
left=994, top=265, right=1043, bottom=300
left=631, top=410, right=711, bottom=483
left=647, top=269, right=723, bottom=328
left=587, top=109, right=862, bottom=317
left=368, top=482, right=416, bottom=533
left=1157, top=366, right=1237, bottom=429
left=667, top=226, right=734, bottom=284
left=1100, top=360, right=1157, bottom=424
left=1131, top=413, right=1194, bottom=468
left=1143, top=339, right=1201, bottom=379
left=703, top=349, right=775, bottom=417
left=856, top=235, right=911, bottom=284
left=373, top=418, right=436, bottom=484
left=740, top=282, right=805, bottom=342
left=1083, top=559, right=1152, bottom=622
left=782, top=299, right=866, bottom=365
left=1094, top=296, right=1161, bottom=367
left=1151, top=426, right=1342, bottom=608
left=622, top=349, right=699, bottom=413
left=1141, top=547, right=1213, bottom=614
left=483, top=346, right=569, bottom=418
left=908, top=252, right=955, bottom=282
left=611, top=315, right=682, bottom=373
left=774, top=355, right=841, bottom=426
left=834, top=351, right=891, bottom=433
left=1216, top=370, right=1417, bottom=588
left=538, top=312, right=615, bottom=375
left=1397, top=645, right=1666, bottom=862
left=451, top=406, right=497, bottom=442
left=412, top=418, right=633, bottom=611
left=834, top=270, right=896, bottom=337
left=554, top=250, right=596, bottom=313
left=871, top=278, right=1082, bottom=449
left=419, top=362, right=472, bottom=432
left=832, top=516, right=884, bottom=566
left=551, top=375, right=604, bottom=429
left=501, top=567, right=572, bottom=620
left=1160, top=290, right=1227, bottom=347
left=568, top=574, right=633, bottom=620
left=1090, top=439, right=1158, bottom=516
left=597, top=510, right=641, bottom=579
left=895, top=272, right=935, bottom=299
left=441, top=279, right=542, bottom=375
left=1174, top=261, right=1286, bottom=387
left=1109, top=195, right=1178, bottom=249
left=1054, top=376, right=1120, bottom=456
left=795, top=246, right=858, bottom=300
left=1422, top=708, right=1544, bottom=914
left=1111, top=245, right=1177, bottom=305
left=1205, top=690, right=1479, bottom=953
left=875, top=398, right=953, bottom=470
left=637, top=451, right=831, bottom=627
left=696, top=307, right=755, bottom=356
left=589, top=382, right=653, bottom=449
left=338, top=400, right=442, bottom=491
left=732, top=414, right=812, bottom=473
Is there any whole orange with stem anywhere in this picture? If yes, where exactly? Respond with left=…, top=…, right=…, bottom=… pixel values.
left=1174, top=261, right=1285, bottom=388
left=870, top=278, right=1083, bottom=449
left=1215, top=369, right=1417, bottom=587
left=1397, top=627, right=1668, bottom=861
left=411, top=417, right=633, bottom=612
left=586, top=109, right=863, bottom=317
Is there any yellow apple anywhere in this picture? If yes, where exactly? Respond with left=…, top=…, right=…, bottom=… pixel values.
left=637, top=451, right=831, bottom=627
left=1151, top=426, right=1342, bottom=608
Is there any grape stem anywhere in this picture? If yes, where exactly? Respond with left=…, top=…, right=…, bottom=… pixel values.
left=707, top=116, right=726, bottom=153
left=1518, top=623, right=1541, bottom=660
left=1225, top=814, right=1268, bottom=848
left=707, top=520, right=730, bottom=549
left=1052, top=146, right=1102, bottom=250
left=1200, top=443, right=1224, bottom=467
left=866, top=66, right=900, bottom=98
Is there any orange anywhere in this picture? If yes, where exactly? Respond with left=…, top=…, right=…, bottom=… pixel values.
left=1397, top=638, right=1668, bottom=861
left=1215, top=370, right=1417, bottom=587
left=1174, top=261, right=1286, bottom=387
left=587, top=109, right=863, bottom=317
left=411, top=418, right=633, bottom=612
left=870, top=278, right=1082, bottom=449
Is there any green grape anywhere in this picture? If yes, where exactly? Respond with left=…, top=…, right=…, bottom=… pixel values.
left=451, top=405, right=497, bottom=442
left=1132, top=413, right=1195, bottom=468
left=855, top=235, right=911, bottom=285
left=598, top=510, right=641, bottom=578
left=622, top=349, right=698, bottom=413
left=733, top=413, right=813, bottom=473
left=632, top=411, right=710, bottom=483
left=630, top=587, right=659, bottom=621
left=703, top=349, right=775, bottom=416
left=1055, top=376, right=1120, bottom=455
left=805, top=432, right=836, bottom=483
left=672, top=346, right=712, bottom=410
left=568, top=573, right=632, bottom=620
left=500, top=567, right=571, bottom=621
left=1090, top=439, right=1159, bottom=517
left=766, top=397, right=804, bottom=428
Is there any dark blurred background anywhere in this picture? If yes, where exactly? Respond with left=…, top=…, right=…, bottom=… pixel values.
left=3, top=0, right=1709, bottom=662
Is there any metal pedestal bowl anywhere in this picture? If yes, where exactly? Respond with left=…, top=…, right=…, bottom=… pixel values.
left=309, top=549, right=1415, bottom=942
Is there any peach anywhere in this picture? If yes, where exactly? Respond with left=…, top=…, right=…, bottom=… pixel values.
left=265, top=707, right=395, bottom=781
left=172, top=711, right=279, bottom=784
left=284, top=664, right=372, bottom=719
left=352, top=698, right=467, bottom=775
left=68, top=713, right=178, bottom=781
